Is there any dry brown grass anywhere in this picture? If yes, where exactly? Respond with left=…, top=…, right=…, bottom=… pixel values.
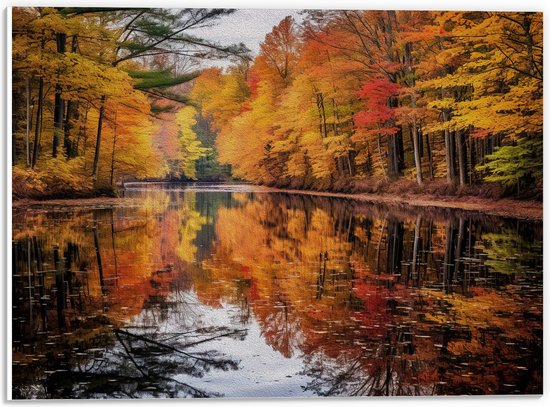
left=351, top=177, right=509, bottom=200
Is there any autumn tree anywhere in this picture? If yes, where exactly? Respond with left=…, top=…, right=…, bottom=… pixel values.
left=354, top=78, right=401, bottom=178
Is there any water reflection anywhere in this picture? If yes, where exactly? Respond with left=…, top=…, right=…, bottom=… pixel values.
left=12, top=184, right=543, bottom=398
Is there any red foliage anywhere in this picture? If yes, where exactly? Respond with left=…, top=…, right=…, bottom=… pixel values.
left=354, top=78, right=400, bottom=132
left=470, top=129, right=490, bottom=138
left=247, top=68, right=260, bottom=98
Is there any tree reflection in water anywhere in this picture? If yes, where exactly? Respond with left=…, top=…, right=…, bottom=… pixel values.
left=12, top=252, right=244, bottom=399
left=12, top=185, right=543, bottom=398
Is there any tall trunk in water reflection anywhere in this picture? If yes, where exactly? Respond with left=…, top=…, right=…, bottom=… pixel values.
left=443, top=219, right=456, bottom=293
left=316, top=251, right=328, bottom=299
left=26, top=238, right=33, bottom=328
left=33, top=237, right=47, bottom=331
left=110, top=210, right=119, bottom=287
left=375, top=219, right=387, bottom=275
left=54, top=246, right=66, bottom=330
left=410, top=214, right=422, bottom=286
left=454, top=218, right=466, bottom=293
left=64, top=243, right=76, bottom=309
left=463, top=219, right=478, bottom=292
left=386, top=218, right=404, bottom=277
left=422, top=220, right=434, bottom=286
left=12, top=242, right=21, bottom=344
left=93, top=226, right=106, bottom=295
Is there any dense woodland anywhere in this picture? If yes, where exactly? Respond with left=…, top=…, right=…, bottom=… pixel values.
left=11, top=8, right=543, bottom=199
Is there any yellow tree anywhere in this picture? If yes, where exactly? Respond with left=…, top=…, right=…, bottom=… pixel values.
left=174, top=106, right=209, bottom=179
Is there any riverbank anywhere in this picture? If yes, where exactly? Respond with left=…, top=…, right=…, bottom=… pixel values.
left=12, top=183, right=542, bottom=220
left=261, top=186, right=543, bottom=221
left=11, top=197, right=139, bottom=210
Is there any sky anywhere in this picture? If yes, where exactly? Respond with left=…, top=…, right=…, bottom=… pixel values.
left=186, top=8, right=304, bottom=68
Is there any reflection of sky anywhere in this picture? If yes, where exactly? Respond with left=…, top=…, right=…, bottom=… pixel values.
left=126, top=290, right=315, bottom=398
left=186, top=9, right=304, bottom=68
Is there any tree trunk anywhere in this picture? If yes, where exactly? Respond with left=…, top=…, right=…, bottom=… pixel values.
left=110, top=111, right=117, bottom=186
left=377, top=133, right=388, bottom=177
left=346, top=152, right=354, bottom=177
left=52, top=33, right=67, bottom=158
left=79, top=104, right=90, bottom=165
left=31, top=77, right=44, bottom=168
left=425, top=131, right=434, bottom=180
left=387, top=133, right=401, bottom=177
left=387, top=134, right=396, bottom=176
left=52, top=88, right=64, bottom=157
left=31, top=35, right=46, bottom=168
left=63, top=35, right=79, bottom=158
left=12, top=78, right=27, bottom=163
left=396, top=127, right=404, bottom=172
left=411, top=122, right=423, bottom=185
left=469, top=134, right=476, bottom=184
left=25, top=77, right=30, bottom=166
left=456, top=130, right=467, bottom=187
left=316, top=92, right=328, bottom=138
left=12, top=115, right=17, bottom=163
left=442, top=111, right=456, bottom=184
left=331, top=97, right=341, bottom=135
left=63, top=100, right=74, bottom=157
left=387, top=95, right=403, bottom=178
left=92, top=95, right=106, bottom=177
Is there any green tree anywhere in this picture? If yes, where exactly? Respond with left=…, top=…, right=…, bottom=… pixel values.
left=477, top=138, right=542, bottom=195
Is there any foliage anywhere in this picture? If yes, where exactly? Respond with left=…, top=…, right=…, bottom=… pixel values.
left=189, top=10, right=542, bottom=195
left=174, top=106, right=209, bottom=179
left=11, top=7, right=246, bottom=198
left=11, top=8, right=543, bottom=198
left=477, top=138, right=542, bottom=194
left=12, top=158, right=93, bottom=199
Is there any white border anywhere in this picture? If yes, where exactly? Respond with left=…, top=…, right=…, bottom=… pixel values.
left=1, top=1, right=548, bottom=406
left=7, top=4, right=11, bottom=396
left=3, top=5, right=13, bottom=403
left=0, top=0, right=546, bottom=12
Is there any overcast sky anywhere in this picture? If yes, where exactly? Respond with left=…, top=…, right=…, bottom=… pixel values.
left=186, top=9, right=304, bottom=68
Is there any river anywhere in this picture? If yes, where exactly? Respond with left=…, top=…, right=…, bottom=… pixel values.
left=11, top=183, right=543, bottom=398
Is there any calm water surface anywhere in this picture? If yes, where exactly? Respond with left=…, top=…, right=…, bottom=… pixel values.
left=12, top=183, right=543, bottom=398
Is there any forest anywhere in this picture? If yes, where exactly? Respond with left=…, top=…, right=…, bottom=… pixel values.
left=11, top=8, right=543, bottom=200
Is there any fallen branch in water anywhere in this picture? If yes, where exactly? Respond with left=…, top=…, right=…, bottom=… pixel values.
left=114, top=328, right=246, bottom=366
left=180, top=329, right=248, bottom=349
